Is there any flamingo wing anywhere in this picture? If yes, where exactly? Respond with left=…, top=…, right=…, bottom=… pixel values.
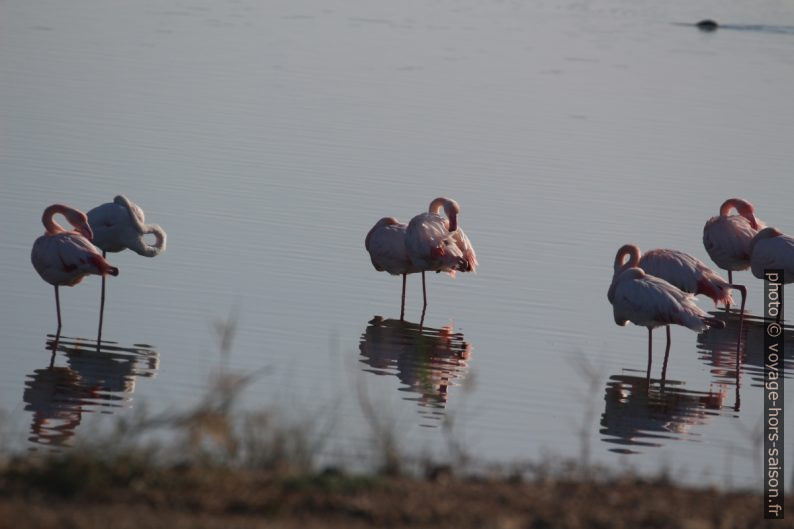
left=366, top=222, right=416, bottom=275
left=750, top=234, right=794, bottom=282
left=639, top=249, right=703, bottom=293
left=703, top=216, right=759, bottom=271
left=87, top=201, right=137, bottom=253
left=612, top=271, right=707, bottom=332
left=31, top=233, right=112, bottom=286
left=451, top=227, right=478, bottom=272
left=406, top=212, right=472, bottom=275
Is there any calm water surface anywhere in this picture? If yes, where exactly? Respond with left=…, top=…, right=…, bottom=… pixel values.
left=2, top=0, right=794, bottom=488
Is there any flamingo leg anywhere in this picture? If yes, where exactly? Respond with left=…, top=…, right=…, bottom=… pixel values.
left=727, top=284, right=747, bottom=319
left=54, top=285, right=62, bottom=333
left=661, top=326, right=671, bottom=386
left=422, top=271, right=427, bottom=308
left=646, top=327, right=653, bottom=384
left=728, top=283, right=746, bottom=347
left=400, top=274, right=406, bottom=321
left=98, top=250, right=107, bottom=346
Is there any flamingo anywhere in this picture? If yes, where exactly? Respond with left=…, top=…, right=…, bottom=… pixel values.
left=31, top=204, right=119, bottom=334
left=612, top=244, right=746, bottom=318
left=86, top=195, right=166, bottom=336
left=749, top=227, right=794, bottom=283
left=365, top=217, right=424, bottom=320
left=405, top=197, right=478, bottom=310
left=87, top=195, right=167, bottom=257
left=608, top=249, right=724, bottom=379
left=703, top=198, right=764, bottom=286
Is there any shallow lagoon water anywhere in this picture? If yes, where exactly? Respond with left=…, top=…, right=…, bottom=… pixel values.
left=2, top=0, right=794, bottom=488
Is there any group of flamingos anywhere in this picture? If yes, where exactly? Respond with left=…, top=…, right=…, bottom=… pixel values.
left=32, top=194, right=793, bottom=366
left=365, top=197, right=478, bottom=321
left=31, top=196, right=166, bottom=341
left=609, top=197, right=794, bottom=365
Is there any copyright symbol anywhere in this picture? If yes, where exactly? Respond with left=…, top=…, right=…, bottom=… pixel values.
left=768, top=323, right=782, bottom=338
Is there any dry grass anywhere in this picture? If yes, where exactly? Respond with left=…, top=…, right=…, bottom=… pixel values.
left=0, top=453, right=790, bottom=529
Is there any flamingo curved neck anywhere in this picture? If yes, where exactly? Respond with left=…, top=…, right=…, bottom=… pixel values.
left=428, top=197, right=448, bottom=215
left=131, top=224, right=167, bottom=257
left=427, top=197, right=459, bottom=232
left=614, top=244, right=641, bottom=274
left=43, top=203, right=89, bottom=236
left=113, top=195, right=167, bottom=256
left=719, top=198, right=751, bottom=218
left=42, top=205, right=68, bottom=235
left=115, top=195, right=147, bottom=233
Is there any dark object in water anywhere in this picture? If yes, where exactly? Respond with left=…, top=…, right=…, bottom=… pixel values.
left=696, top=19, right=718, bottom=31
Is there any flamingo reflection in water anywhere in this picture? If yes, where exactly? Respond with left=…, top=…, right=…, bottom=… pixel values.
left=697, top=313, right=794, bottom=409
left=359, top=316, right=472, bottom=424
left=24, top=336, right=159, bottom=449
left=600, top=373, right=727, bottom=454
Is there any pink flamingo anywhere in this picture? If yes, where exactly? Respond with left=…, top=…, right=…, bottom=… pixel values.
left=87, top=195, right=166, bottom=337
left=613, top=244, right=746, bottom=318
left=405, top=197, right=478, bottom=309
left=608, top=249, right=724, bottom=378
left=749, top=227, right=794, bottom=283
left=365, top=217, right=423, bottom=320
left=31, top=204, right=119, bottom=334
left=703, top=198, right=765, bottom=286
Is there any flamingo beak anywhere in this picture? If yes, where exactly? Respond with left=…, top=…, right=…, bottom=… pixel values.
left=448, top=216, right=458, bottom=232
left=749, top=214, right=760, bottom=230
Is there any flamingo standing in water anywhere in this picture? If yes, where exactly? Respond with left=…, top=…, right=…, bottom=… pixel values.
left=86, top=195, right=166, bottom=337
left=405, top=197, right=478, bottom=310
left=703, top=198, right=764, bottom=287
left=612, top=244, right=746, bottom=318
left=749, top=227, right=794, bottom=283
left=608, top=248, right=724, bottom=378
left=365, top=217, right=423, bottom=320
left=31, top=204, right=119, bottom=334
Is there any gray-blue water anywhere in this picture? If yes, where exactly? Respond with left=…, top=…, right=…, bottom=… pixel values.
left=2, top=0, right=794, bottom=488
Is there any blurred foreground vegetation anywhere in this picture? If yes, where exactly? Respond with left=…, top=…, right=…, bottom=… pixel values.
left=0, top=446, right=788, bottom=529
left=2, top=323, right=790, bottom=529
left=1, top=366, right=789, bottom=529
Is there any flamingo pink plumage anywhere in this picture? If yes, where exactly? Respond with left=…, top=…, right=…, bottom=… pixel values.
left=365, top=217, right=424, bottom=320
left=749, top=227, right=794, bottom=283
left=608, top=248, right=724, bottom=376
left=703, top=198, right=765, bottom=285
left=405, top=197, right=478, bottom=309
left=31, top=204, right=119, bottom=333
left=613, top=244, right=746, bottom=317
